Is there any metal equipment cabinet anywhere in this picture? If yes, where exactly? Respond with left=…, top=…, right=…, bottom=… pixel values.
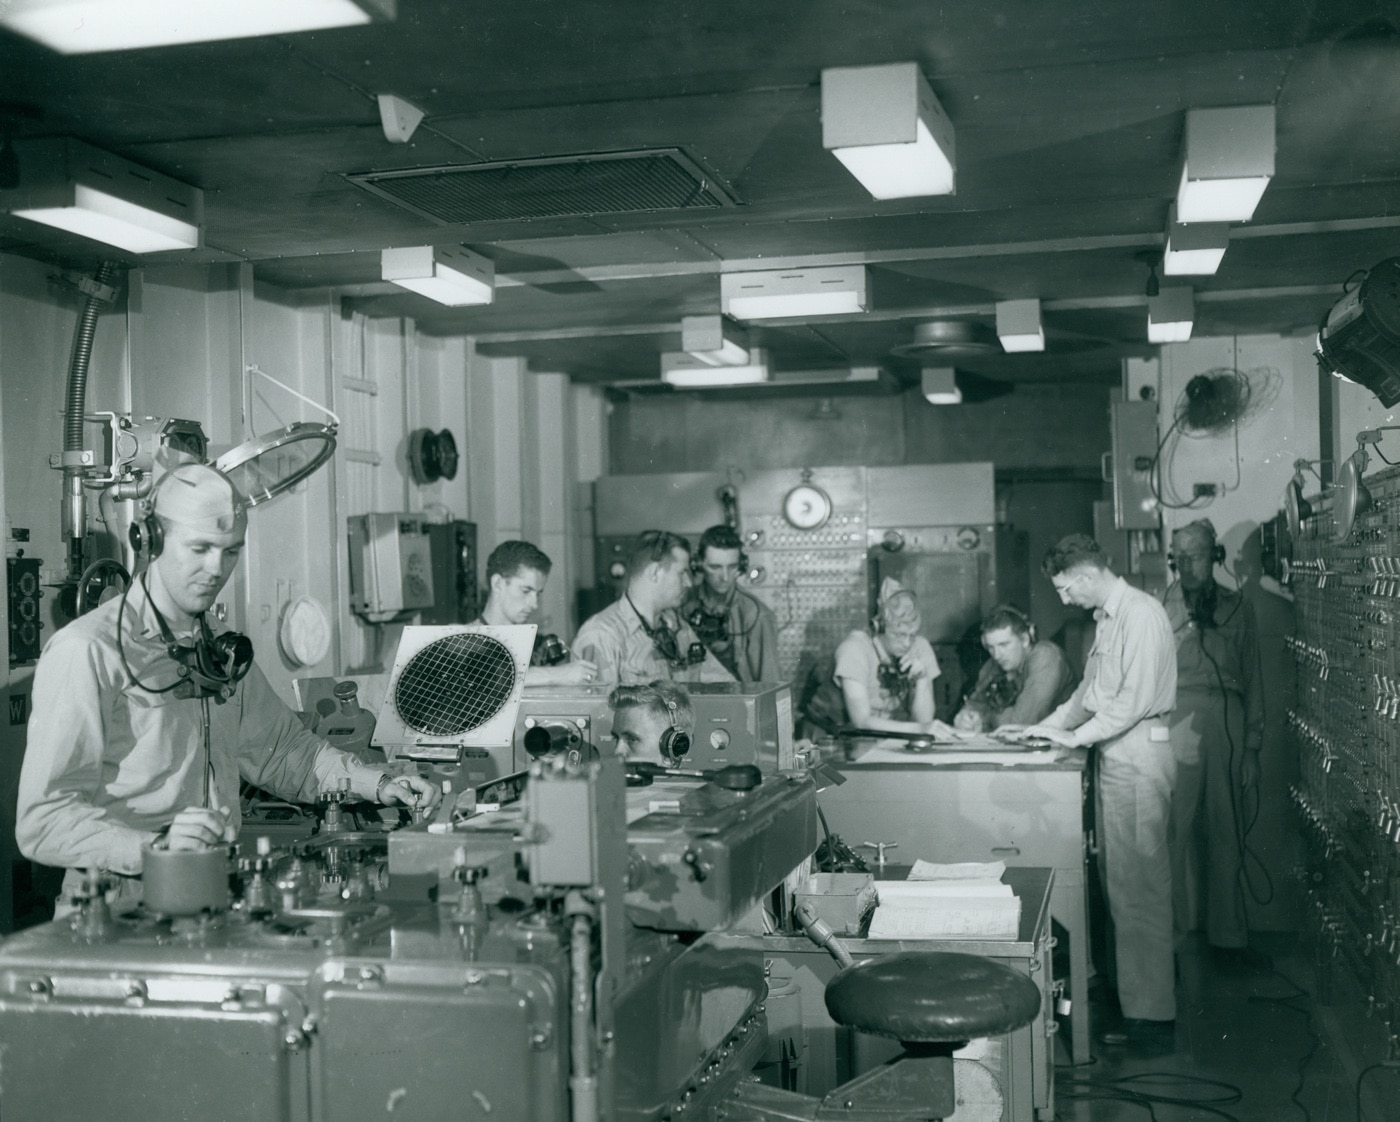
left=817, top=748, right=1092, bottom=1063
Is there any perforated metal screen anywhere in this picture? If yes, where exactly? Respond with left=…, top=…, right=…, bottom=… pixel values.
left=393, top=632, right=518, bottom=736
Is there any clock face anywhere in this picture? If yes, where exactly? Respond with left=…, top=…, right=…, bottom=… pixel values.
left=783, top=483, right=833, bottom=530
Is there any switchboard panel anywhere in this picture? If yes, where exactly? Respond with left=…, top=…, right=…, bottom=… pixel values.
left=1287, top=467, right=1400, bottom=1057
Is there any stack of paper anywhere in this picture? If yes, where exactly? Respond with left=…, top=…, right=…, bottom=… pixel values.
left=867, top=862, right=1020, bottom=940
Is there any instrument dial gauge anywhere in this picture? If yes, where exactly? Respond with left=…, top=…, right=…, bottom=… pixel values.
left=782, top=483, right=833, bottom=531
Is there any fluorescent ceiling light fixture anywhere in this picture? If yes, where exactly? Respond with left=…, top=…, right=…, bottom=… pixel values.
left=921, top=367, right=962, bottom=405
left=381, top=244, right=494, bottom=306
left=1163, top=202, right=1229, bottom=275
left=721, top=266, right=867, bottom=321
left=821, top=62, right=955, bottom=199
left=680, top=314, right=749, bottom=366
left=0, top=0, right=394, bottom=53
left=1147, top=287, right=1194, bottom=343
left=2, top=138, right=201, bottom=253
left=661, top=349, right=770, bottom=388
left=995, top=299, right=1045, bottom=353
left=1175, top=105, right=1275, bottom=223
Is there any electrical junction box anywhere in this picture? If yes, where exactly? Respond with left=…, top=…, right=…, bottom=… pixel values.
left=1109, top=400, right=1161, bottom=530
left=347, top=513, right=435, bottom=621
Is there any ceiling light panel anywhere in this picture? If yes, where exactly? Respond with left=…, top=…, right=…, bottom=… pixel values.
left=1, top=137, right=201, bottom=253
left=661, top=348, right=770, bottom=388
left=822, top=62, right=955, bottom=199
left=721, top=266, right=868, bottom=321
left=0, top=0, right=394, bottom=53
left=1163, top=202, right=1230, bottom=275
left=680, top=314, right=749, bottom=366
left=995, top=299, right=1045, bottom=353
left=921, top=367, right=962, bottom=405
left=1175, top=104, right=1275, bottom=223
left=1147, top=287, right=1194, bottom=343
left=382, top=244, right=494, bottom=306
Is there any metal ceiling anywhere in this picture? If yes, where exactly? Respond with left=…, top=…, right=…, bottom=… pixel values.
left=1, top=0, right=1398, bottom=390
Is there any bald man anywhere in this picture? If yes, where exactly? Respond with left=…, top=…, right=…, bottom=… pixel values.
left=17, top=462, right=439, bottom=914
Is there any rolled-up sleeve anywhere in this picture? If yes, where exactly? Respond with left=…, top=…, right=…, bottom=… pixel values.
left=17, top=631, right=151, bottom=876
left=234, top=667, right=383, bottom=802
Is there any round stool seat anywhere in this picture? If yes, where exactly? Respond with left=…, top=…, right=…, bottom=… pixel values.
left=824, top=952, right=1042, bottom=1043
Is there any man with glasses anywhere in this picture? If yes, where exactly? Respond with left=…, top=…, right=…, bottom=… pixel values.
left=1010, top=534, right=1177, bottom=1056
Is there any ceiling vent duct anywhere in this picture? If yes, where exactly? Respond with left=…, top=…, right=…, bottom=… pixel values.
left=889, top=320, right=1000, bottom=359
left=346, top=148, right=737, bottom=225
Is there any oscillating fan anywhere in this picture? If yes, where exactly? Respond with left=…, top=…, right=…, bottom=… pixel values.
left=373, top=625, right=535, bottom=762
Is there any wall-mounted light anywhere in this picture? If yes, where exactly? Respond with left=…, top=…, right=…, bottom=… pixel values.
left=680, top=314, right=749, bottom=366
left=1163, top=202, right=1229, bottom=275
left=995, top=298, right=1045, bottom=353
left=0, top=137, right=201, bottom=253
left=381, top=244, right=494, bottom=306
left=821, top=62, right=955, bottom=199
left=921, top=366, right=962, bottom=405
left=1175, top=105, right=1275, bottom=223
left=721, top=266, right=867, bottom=320
left=661, top=348, right=770, bottom=388
left=1147, top=287, right=1194, bottom=343
left=0, top=0, right=395, bottom=53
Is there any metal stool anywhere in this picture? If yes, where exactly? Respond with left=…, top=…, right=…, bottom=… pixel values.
left=726, top=951, right=1042, bottom=1121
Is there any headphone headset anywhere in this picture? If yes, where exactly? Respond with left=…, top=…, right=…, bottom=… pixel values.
left=1167, top=521, right=1226, bottom=571
left=984, top=603, right=1037, bottom=644
left=1166, top=541, right=1226, bottom=570
left=659, top=696, right=692, bottom=762
left=691, top=534, right=749, bottom=578
left=129, top=499, right=165, bottom=559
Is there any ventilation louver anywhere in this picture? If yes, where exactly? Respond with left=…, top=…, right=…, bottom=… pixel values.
left=347, top=148, right=737, bottom=225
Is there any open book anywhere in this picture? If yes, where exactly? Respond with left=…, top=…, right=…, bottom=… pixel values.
left=867, top=861, right=1021, bottom=939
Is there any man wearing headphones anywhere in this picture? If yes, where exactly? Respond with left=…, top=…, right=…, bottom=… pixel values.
left=607, top=680, right=695, bottom=765
left=953, top=605, right=1076, bottom=732
left=17, top=462, right=439, bottom=913
left=681, top=525, right=780, bottom=684
left=573, top=530, right=735, bottom=689
left=475, top=539, right=598, bottom=685
left=1161, top=520, right=1264, bottom=968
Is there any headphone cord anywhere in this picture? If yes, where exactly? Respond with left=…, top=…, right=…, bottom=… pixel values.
left=116, top=573, right=185, bottom=696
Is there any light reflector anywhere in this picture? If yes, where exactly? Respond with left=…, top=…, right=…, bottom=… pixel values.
left=1, top=137, right=202, bottom=253
left=721, top=266, right=867, bottom=321
left=1175, top=105, right=1275, bottom=223
left=822, top=62, right=955, bottom=199
left=382, top=244, right=494, bottom=306
left=921, top=367, right=962, bottom=405
left=0, top=0, right=394, bottom=53
left=680, top=314, right=749, bottom=366
left=995, top=299, right=1045, bottom=353
left=1147, top=287, right=1195, bottom=343
left=1163, top=202, right=1230, bottom=275
left=661, top=349, right=770, bottom=388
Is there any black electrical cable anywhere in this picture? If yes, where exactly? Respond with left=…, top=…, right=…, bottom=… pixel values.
left=1056, top=1070, right=1244, bottom=1122
left=1248, top=967, right=1319, bottom=1122
left=1150, top=412, right=1211, bottom=511
left=1354, top=1061, right=1399, bottom=1122
left=116, top=574, right=184, bottom=696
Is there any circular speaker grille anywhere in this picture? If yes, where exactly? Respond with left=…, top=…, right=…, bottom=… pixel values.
left=394, top=633, right=518, bottom=736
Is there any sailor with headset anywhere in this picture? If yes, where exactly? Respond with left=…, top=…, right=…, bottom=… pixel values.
left=680, top=524, right=781, bottom=685
left=16, top=462, right=439, bottom=914
left=1160, top=519, right=1265, bottom=968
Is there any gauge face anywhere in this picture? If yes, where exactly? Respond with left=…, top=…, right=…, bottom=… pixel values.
left=783, top=483, right=832, bottom=530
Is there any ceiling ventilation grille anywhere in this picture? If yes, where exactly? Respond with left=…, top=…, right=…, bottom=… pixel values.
left=347, top=148, right=737, bottom=224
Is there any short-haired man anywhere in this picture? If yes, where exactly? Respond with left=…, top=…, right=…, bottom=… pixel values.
left=681, top=525, right=780, bottom=684
left=573, top=530, right=736, bottom=689
left=607, top=680, right=696, bottom=765
left=476, top=539, right=597, bottom=686
left=953, top=605, right=1076, bottom=732
left=1161, top=520, right=1263, bottom=968
left=17, top=463, right=439, bottom=913
left=1014, top=533, right=1177, bottom=1055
